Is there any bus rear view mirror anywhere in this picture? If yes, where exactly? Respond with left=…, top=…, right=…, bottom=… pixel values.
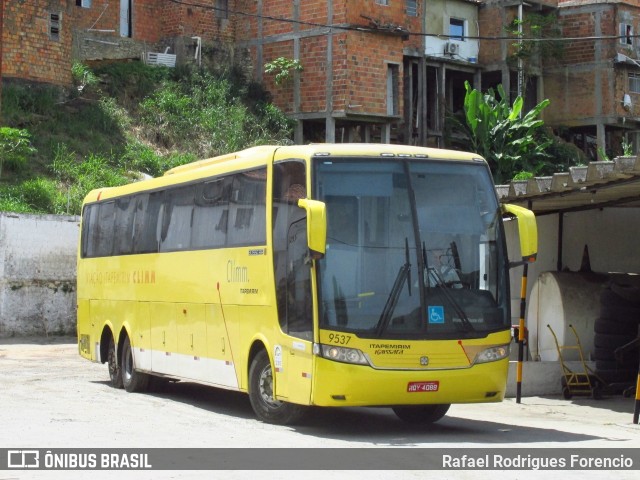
left=297, top=198, right=327, bottom=259
left=502, top=203, right=538, bottom=266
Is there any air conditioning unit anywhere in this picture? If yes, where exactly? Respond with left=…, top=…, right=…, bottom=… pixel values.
left=445, top=42, right=459, bottom=55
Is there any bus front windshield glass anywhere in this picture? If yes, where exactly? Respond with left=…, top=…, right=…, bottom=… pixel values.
left=314, top=158, right=508, bottom=339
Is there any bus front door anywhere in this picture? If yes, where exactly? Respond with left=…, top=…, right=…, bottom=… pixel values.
left=280, top=216, right=313, bottom=405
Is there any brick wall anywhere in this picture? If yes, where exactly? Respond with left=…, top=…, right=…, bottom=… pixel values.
left=345, top=31, right=405, bottom=116
left=2, top=1, right=241, bottom=87
left=543, top=3, right=638, bottom=124
left=263, top=40, right=296, bottom=111
left=161, top=1, right=235, bottom=41
left=240, top=0, right=410, bottom=118
left=478, top=2, right=513, bottom=66
left=2, top=0, right=74, bottom=86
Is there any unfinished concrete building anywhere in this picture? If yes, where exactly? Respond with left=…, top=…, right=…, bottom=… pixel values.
left=236, top=0, right=484, bottom=145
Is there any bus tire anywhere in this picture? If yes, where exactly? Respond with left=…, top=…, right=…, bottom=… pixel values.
left=392, top=404, right=450, bottom=424
left=107, top=336, right=123, bottom=389
left=121, top=336, right=149, bottom=393
left=248, top=350, right=305, bottom=425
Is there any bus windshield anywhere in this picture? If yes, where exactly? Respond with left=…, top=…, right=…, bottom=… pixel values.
left=315, top=158, right=508, bottom=340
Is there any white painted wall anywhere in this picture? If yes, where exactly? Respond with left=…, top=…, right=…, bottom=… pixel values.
left=425, top=0, right=480, bottom=63
left=0, top=213, right=80, bottom=336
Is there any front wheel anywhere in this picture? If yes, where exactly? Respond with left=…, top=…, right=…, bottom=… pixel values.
left=121, top=336, right=149, bottom=393
left=392, top=404, right=451, bottom=424
left=248, top=350, right=305, bottom=425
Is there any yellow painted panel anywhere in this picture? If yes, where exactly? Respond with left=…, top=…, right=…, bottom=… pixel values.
left=176, top=303, right=207, bottom=359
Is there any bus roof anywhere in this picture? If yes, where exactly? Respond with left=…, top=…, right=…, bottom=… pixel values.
left=81, top=144, right=486, bottom=204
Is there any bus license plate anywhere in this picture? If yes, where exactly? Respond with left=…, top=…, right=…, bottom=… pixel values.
left=407, top=381, right=439, bottom=393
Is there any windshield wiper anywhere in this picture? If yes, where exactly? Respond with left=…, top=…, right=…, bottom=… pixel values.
left=375, top=238, right=411, bottom=337
left=426, top=261, right=475, bottom=332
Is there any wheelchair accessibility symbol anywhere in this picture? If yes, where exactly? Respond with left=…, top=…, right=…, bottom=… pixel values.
left=428, top=306, right=445, bottom=324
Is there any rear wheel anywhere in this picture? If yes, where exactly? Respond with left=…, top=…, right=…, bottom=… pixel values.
left=248, top=350, right=305, bottom=425
left=121, top=336, right=149, bottom=393
left=107, top=336, right=123, bottom=389
left=392, top=404, right=451, bottom=424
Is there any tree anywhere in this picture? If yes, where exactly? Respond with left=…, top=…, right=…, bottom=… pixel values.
left=0, top=127, right=37, bottom=179
left=455, top=81, right=551, bottom=184
left=264, top=57, right=303, bottom=86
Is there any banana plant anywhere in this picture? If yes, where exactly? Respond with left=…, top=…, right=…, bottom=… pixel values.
left=458, top=81, right=551, bottom=184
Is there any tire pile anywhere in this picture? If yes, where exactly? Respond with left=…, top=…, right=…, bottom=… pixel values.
left=593, top=283, right=640, bottom=387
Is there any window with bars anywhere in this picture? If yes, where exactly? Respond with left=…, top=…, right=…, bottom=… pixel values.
left=49, top=12, right=61, bottom=41
left=620, top=23, right=634, bottom=45
left=406, top=0, right=417, bottom=16
left=450, top=18, right=465, bottom=41
left=629, top=72, right=640, bottom=93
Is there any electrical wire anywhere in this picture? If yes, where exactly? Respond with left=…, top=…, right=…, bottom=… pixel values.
left=165, top=0, right=640, bottom=43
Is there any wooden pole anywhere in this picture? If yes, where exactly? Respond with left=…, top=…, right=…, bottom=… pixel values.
left=516, top=263, right=529, bottom=403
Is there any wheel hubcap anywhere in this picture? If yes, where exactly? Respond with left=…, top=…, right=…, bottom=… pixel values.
left=258, top=364, right=281, bottom=408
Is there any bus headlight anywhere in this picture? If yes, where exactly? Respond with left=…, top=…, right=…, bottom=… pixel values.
left=318, top=344, right=369, bottom=365
left=474, top=345, right=510, bottom=364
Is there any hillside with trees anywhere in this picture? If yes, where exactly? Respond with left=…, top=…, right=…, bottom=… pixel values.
left=0, top=62, right=294, bottom=215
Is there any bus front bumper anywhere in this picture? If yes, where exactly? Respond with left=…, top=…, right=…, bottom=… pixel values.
left=311, top=356, right=509, bottom=407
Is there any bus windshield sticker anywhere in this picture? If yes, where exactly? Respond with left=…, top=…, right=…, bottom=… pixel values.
left=292, top=341, right=306, bottom=351
left=428, top=306, right=445, bottom=324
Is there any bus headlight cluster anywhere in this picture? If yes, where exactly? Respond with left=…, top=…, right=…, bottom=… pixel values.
left=319, top=344, right=369, bottom=365
left=474, top=345, right=510, bottom=364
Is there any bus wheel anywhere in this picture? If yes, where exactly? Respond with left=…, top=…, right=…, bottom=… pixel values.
left=392, top=404, right=450, bottom=424
left=121, top=336, right=149, bottom=393
left=107, top=336, right=123, bottom=389
left=248, top=350, right=305, bottom=425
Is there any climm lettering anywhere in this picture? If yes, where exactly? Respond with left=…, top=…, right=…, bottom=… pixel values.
left=227, top=260, right=249, bottom=283
left=132, top=270, right=156, bottom=284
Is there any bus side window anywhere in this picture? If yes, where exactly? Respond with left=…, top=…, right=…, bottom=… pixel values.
left=82, top=204, right=98, bottom=258
left=95, top=201, right=116, bottom=257
left=193, top=179, right=226, bottom=249
left=228, top=168, right=266, bottom=246
left=113, top=196, right=136, bottom=255
left=160, top=186, right=195, bottom=252
left=134, top=192, right=163, bottom=254
left=272, top=160, right=312, bottom=339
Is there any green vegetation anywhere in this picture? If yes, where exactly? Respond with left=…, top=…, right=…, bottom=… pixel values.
left=264, top=57, right=303, bottom=85
left=451, top=81, right=551, bottom=184
left=0, top=63, right=294, bottom=215
left=0, top=127, right=37, bottom=179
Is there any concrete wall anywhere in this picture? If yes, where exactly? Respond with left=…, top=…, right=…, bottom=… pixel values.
left=0, top=213, right=80, bottom=337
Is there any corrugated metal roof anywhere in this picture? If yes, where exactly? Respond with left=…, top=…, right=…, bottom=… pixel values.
left=496, top=156, right=640, bottom=215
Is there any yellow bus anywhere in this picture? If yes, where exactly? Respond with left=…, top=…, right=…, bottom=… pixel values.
left=77, top=143, right=536, bottom=425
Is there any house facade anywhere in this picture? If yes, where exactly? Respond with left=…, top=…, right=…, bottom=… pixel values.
left=235, top=0, right=483, bottom=144
left=2, top=0, right=639, bottom=157
left=0, top=1, right=241, bottom=87
left=479, top=0, right=640, bottom=159
left=1, top=0, right=75, bottom=86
